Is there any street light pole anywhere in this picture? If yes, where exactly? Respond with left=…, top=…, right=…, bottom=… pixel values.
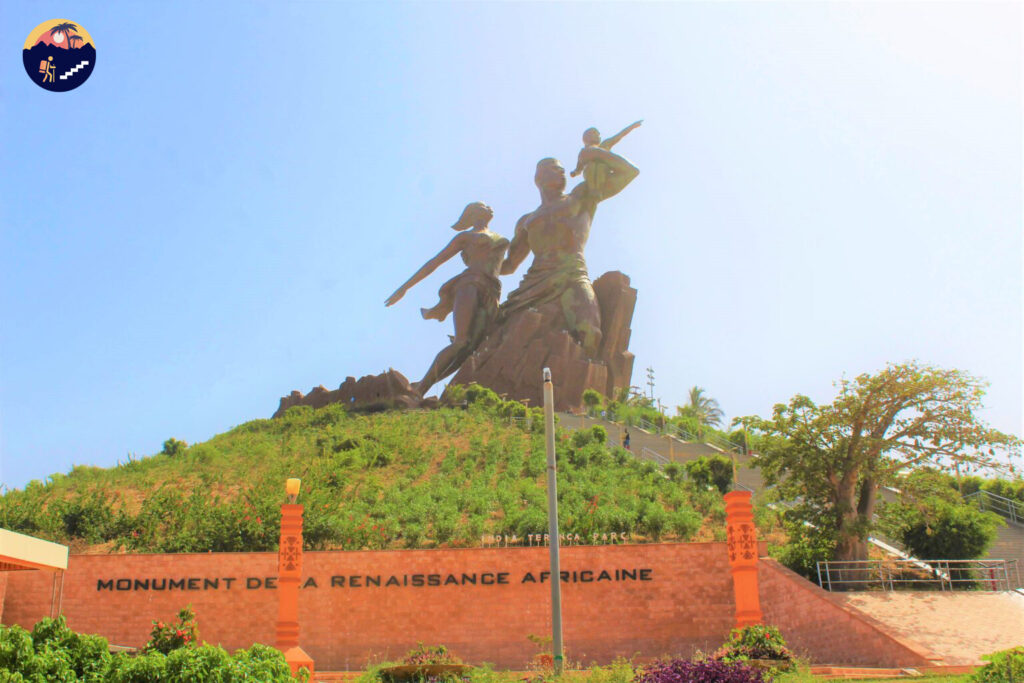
left=542, top=368, right=564, bottom=675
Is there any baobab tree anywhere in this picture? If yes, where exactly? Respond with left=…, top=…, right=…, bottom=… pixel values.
left=746, top=361, right=1019, bottom=563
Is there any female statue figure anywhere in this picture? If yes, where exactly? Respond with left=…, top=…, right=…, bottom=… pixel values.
left=385, top=202, right=509, bottom=396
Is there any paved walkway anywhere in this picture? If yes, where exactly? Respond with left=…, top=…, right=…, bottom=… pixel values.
left=838, top=591, right=1024, bottom=665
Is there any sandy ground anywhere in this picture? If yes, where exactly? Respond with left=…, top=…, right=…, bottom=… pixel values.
left=838, top=591, right=1024, bottom=665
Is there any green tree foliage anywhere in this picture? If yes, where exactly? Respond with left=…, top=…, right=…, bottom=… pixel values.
left=746, top=362, right=1019, bottom=563
left=677, top=386, right=724, bottom=428
left=582, top=389, right=605, bottom=415
left=883, top=498, right=1003, bottom=560
left=161, top=438, right=188, bottom=457
left=684, top=455, right=734, bottom=494
left=907, top=501, right=1003, bottom=561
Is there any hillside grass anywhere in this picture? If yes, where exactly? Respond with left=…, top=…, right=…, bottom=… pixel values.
left=0, top=395, right=728, bottom=554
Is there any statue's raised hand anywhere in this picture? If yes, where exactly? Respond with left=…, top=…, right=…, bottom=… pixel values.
left=385, top=287, right=407, bottom=307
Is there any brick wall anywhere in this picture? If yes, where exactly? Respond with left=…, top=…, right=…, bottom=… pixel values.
left=758, top=558, right=940, bottom=667
left=0, top=571, right=7, bottom=623
left=3, top=543, right=738, bottom=670
left=2, top=544, right=941, bottom=670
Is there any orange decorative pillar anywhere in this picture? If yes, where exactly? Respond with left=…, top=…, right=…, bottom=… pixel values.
left=277, top=478, right=314, bottom=677
left=724, top=490, right=763, bottom=629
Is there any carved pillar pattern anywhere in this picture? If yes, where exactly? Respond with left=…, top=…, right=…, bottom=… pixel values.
left=724, top=490, right=763, bottom=629
left=276, top=503, right=314, bottom=676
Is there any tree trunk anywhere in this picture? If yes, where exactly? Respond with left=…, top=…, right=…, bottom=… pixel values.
left=832, top=476, right=877, bottom=592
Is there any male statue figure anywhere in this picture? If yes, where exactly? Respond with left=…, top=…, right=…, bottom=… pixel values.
left=499, top=146, right=639, bottom=357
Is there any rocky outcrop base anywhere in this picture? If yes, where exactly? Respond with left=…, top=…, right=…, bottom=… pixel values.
left=273, top=369, right=433, bottom=417
left=449, top=271, right=636, bottom=412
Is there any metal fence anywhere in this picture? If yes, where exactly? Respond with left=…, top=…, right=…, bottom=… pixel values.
left=639, top=446, right=669, bottom=466
left=816, top=558, right=1020, bottom=592
left=966, top=490, right=1023, bottom=526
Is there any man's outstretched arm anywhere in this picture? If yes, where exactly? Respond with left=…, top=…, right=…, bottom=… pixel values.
left=574, top=148, right=639, bottom=204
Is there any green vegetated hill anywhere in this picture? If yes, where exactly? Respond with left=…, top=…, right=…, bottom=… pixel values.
left=0, top=391, right=729, bottom=554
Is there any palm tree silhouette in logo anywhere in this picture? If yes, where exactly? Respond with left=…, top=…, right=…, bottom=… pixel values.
left=69, top=34, right=83, bottom=49
left=49, top=22, right=79, bottom=48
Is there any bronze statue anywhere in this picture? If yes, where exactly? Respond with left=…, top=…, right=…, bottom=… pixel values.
left=385, top=202, right=509, bottom=395
left=570, top=120, right=643, bottom=191
left=499, top=144, right=640, bottom=357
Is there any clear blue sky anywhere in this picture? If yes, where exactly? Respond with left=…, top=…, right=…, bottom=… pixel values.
left=2, top=2, right=1021, bottom=490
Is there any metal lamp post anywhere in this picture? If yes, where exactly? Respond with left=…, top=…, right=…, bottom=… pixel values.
left=542, top=368, right=564, bottom=675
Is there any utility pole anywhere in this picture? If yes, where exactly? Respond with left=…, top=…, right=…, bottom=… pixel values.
left=542, top=368, right=564, bottom=675
left=645, top=366, right=655, bottom=400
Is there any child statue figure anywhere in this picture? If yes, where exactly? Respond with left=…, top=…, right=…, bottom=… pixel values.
left=570, top=120, right=643, bottom=191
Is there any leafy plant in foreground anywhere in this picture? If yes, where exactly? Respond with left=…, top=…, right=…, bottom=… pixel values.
left=713, top=625, right=794, bottom=665
left=142, top=605, right=199, bottom=654
left=972, top=646, right=1024, bottom=683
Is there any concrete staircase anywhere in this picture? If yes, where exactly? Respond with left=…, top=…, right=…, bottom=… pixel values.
left=556, top=412, right=764, bottom=492
left=985, top=519, right=1024, bottom=588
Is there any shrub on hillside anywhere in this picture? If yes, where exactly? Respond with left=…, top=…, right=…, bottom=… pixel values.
left=881, top=497, right=1003, bottom=560
left=582, top=389, right=605, bottom=415
left=773, top=506, right=837, bottom=580
left=52, top=491, right=126, bottom=543
left=161, top=438, right=188, bottom=457
left=684, top=456, right=734, bottom=494
left=664, top=463, right=683, bottom=483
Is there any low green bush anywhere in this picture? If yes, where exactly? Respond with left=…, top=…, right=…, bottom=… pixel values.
left=972, top=646, right=1024, bottom=683
left=0, top=617, right=306, bottom=683
left=713, top=624, right=794, bottom=665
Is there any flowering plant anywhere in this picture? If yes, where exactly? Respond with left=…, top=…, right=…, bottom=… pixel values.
left=142, top=605, right=199, bottom=654
left=525, top=633, right=561, bottom=676
left=401, top=643, right=464, bottom=666
left=635, top=658, right=765, bottom=683
left=713, top=625, right=793, bottom=664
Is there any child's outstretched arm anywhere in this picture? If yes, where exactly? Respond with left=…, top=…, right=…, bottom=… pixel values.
left=599, top=119, right=643, bottom=150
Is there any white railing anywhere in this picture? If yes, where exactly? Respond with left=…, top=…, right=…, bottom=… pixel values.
left=816, top=558, right=1020, bottom=592
left=967, top=490, right=1023, bottom=526
left=639, top=446, right=669, bottom=466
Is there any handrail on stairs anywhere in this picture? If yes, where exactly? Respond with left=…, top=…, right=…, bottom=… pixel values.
left=639, top=446, right=669, bottom=466
left=966, top=490, right=1024, bottom=526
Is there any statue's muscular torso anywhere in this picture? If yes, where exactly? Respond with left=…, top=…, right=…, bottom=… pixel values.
left=519, top=192, right=594, bottom=263
left=500, top=151, right=638, bottom=358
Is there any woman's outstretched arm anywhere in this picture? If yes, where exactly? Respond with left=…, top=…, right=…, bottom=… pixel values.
left=385, top=233, right=466, bottom=306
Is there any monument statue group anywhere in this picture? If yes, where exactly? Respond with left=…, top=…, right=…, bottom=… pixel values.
left=275, top=122, right=642, bottom=416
